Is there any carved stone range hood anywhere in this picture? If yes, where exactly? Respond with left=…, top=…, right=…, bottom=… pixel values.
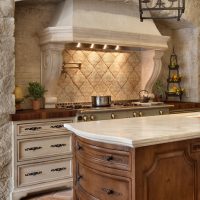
left=40, top=0, right=169, bottom=48
left=39, top=0, right=170, bottom=107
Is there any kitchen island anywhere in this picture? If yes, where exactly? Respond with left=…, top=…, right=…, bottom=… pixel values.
left=65, top=113, right=200, bottom=200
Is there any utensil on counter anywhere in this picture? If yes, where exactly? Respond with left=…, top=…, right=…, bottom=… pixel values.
left=91, top=96, right=111, bottom=107
left=139, top=90, right=151, bottom=103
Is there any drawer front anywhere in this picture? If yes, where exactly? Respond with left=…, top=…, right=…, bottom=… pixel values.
left=18, top=158, right=72, bottom=187
left=18, top=120, right=73, bottom=136
left=18, top=135, right=71, bottom=161
left=77, top=162, right=131, bottom=200
left=76, top=140, right=131, bottom=171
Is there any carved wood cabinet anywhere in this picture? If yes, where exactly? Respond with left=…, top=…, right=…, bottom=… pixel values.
left=73, top=135, right=200, bottom=200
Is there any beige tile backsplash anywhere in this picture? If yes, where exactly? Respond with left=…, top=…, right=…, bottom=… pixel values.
left=57, top=49, right=141, bottom=103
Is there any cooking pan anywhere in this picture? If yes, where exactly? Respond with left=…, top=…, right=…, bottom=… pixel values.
left=91, top=96, right=111, bottom=107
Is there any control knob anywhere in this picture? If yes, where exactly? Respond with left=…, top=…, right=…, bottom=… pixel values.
left=159, top=110, right=163, bottom=115
left=133, top=112, right=137, bottom=117
left=90, top=115, right=95, bottom=121
left=139, top=112, right=143, bottom=117
left=111, top=113, right=115, bottom=119
left=83, top=115, right=88, bottom=121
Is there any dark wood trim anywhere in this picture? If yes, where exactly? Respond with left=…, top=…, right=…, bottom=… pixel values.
left=11, top=109, right=77, bottom=121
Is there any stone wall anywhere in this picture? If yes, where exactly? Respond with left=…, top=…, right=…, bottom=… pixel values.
left=0, top=0, right=15, bottom=199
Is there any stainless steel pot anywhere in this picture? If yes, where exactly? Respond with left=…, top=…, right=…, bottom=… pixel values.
left=91, top=96, right=111, bottom=107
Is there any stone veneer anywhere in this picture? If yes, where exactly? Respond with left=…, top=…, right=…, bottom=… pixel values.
left=58, top=49, right=141, bottom=103
left=0, top=0, right=15, bottom=199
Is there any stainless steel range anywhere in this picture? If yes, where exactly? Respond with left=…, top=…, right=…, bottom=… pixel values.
left=56, top=102, right=172, bottom=122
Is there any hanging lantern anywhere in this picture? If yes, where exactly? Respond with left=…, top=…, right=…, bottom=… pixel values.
left=139, top=0, right=185, bottom=22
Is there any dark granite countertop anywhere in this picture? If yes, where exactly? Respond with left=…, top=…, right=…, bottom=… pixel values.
left=11, top=108, right=77, bottom=121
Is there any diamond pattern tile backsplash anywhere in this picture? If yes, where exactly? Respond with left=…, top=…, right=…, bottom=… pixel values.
left=57, top=49, right=141, bottom=103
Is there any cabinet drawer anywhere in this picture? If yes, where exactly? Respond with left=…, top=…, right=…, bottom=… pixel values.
left=77, top=162, right=131, bottom=200
left=17, top=120, right=73, bottom=136
left=18, top=135, right=71, bottom=161
left=75, top=139, right=131, bottom=171
left=18, top=158, right=72, bottom=187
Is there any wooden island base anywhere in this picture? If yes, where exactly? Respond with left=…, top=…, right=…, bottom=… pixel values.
left=73, top=135, right=200, bottom=200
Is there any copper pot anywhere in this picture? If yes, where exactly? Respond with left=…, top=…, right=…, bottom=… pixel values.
left=91, top=96, right=111, bottom=107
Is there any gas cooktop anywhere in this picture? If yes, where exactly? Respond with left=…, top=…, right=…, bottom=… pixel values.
left=56, top=101, right=164, bottom=110
left=56, top=101, right=137, bottom=110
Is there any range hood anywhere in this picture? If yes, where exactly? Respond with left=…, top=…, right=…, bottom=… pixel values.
left=39, top=0, right=170, bottom=108
left=40, top=0, right=169, bottom=49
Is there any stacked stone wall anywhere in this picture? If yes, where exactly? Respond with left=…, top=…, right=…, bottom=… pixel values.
left=0, top=0, right=15, bottom=199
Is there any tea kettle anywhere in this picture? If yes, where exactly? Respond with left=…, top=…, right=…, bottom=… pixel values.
left=139, top=90, right=150, bottom=103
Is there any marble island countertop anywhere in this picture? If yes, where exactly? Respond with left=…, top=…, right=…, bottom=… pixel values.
left=64, top=112, right=200, bottom=148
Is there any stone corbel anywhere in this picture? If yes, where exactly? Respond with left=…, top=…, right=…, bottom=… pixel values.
left=41, top=43, right=65, bottom=108
left=144, top=50, right=164, bottom=93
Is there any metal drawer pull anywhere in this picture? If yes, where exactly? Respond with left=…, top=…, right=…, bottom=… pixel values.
left=102, top=188, right=114, bottom=195
left=106, top=155, right=113, bottom=161
left=50, top=144, right=66, bottom=148
left=50, top=125, right=64, bottom=128
left=25, top=171, right=42, bottom=176
left=102, top=188, right=121, bottom=196
left=51, top=167, right=66, bottom=172
left=76, top=144, right=82, bottom=151
left=77, top=175, right=82, bottom=182
left=24, top=127, right=42, bottom=131
left=25, top=146, right=42, bottom=151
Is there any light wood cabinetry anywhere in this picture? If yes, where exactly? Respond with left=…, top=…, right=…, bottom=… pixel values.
left=12, top=118, right=75, bottom=200
left=73, top=135, right=200, bottom=200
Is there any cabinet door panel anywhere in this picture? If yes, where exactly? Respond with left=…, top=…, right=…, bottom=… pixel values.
left=136, top=141, right=198, bottom=200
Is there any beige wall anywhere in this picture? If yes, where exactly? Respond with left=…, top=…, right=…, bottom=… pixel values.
left=15, top=2, right=57, bottom=108
left=58, top=49, right=141, bottom=103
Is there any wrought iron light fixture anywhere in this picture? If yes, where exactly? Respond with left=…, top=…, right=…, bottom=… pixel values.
left=139, top=0, right=185, bottom=22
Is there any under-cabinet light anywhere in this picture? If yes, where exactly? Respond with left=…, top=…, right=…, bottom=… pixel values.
left=103, top=44, right=107, bottom=50
left=90, top=44, right=95, bottom=49
left=115, top=45, right=120, bottom=51
left=76, top=43, right=81, bottom=48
